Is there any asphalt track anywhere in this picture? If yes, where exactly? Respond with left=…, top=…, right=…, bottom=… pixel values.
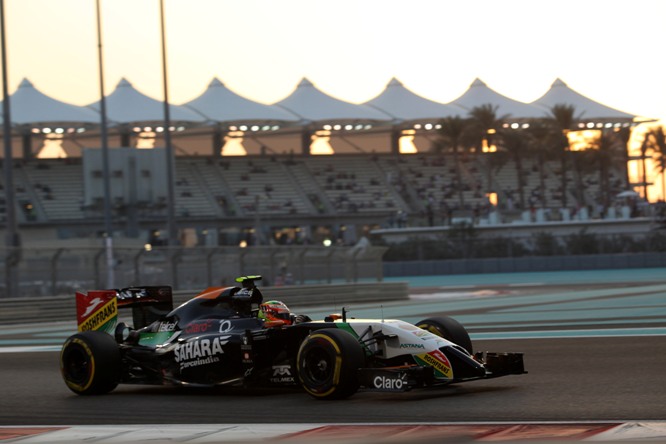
left=1, top=336, right=665, bottom=426
left=1, top=269, right=665, bottom=427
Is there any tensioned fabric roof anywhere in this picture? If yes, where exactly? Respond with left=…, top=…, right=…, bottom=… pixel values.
left=184, top=78, right=300, bottom=124
left=2, top=77, right=639, bottom=129
left=531, top=78, right=635, bottom=120
left=365, top=77, right=466, bottom=122
left=451, top=78, right=547, bottom=119
left=2, top=78, right=100, bottom=126
left=88, top=78, right=205, bottom=125
left=276, top=78, right=391, bottom=123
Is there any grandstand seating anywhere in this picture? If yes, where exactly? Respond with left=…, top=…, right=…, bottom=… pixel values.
left=20, top=160, right=86, bottom=221
left=204, top=157, right=313, bottom=216
left=1, top=152, right=628, bottom=227
left=299, top=155, right=406, bottom=214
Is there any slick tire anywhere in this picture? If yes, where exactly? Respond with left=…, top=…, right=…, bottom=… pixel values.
left=297, top=328, right=364, bottom=400
left=60, top=331, right=121, bottom=395
left=416, top=316, right=473, bottom=354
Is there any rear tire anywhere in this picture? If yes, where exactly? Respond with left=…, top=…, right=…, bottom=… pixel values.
left=297, top=328, right=364, bottom=400
left=416, top=316, right=473, bottom=354
left=60, top=331, right=121, bottom=395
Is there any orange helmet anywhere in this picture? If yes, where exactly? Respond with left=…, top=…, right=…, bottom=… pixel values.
left=258, top=300, right=292, bottom=325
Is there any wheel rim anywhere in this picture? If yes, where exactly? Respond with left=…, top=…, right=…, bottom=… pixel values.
left=302, top=348, right=333, bottom=385
left=63, top=345, right=91, bottom=385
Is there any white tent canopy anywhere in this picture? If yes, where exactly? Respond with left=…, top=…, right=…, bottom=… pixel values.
left=365, top=77, right=466, bottom=122
left=276, top=78, right=392, bottom=123
left=451, top=78, right=547, bottom=119
left=531, top=78, right=635, bottom=120
left=2, top=78, right=100, bottom=126
left=88, top=78, right=205, bottom=125
left=184, top=78, right=300, bottom=124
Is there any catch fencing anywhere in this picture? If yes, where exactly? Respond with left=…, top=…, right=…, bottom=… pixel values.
left=0, top=245, right=388, bottom=298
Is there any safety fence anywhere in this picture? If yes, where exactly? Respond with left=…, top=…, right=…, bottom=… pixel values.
left=0, top=245, right=388, bottom=298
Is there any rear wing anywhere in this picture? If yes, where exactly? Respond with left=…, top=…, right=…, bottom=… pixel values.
left=76, top=286, right=173, bottom=332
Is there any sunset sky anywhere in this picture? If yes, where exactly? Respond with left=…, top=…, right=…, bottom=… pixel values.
left=3, top=0, right=666, bottom=122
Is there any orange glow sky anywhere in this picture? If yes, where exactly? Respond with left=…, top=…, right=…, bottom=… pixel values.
left=3, top=0, right=666, bottom=122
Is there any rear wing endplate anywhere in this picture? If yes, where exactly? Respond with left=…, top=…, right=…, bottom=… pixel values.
left=76, top=286, right=173, bottom=332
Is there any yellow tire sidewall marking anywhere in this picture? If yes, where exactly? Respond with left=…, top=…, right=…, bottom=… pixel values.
left=61, top=337, right=96, bottom=392
left=299, top=333, right=342, bottom=398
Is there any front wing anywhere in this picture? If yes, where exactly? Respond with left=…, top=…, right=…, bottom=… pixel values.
left=358, top=351, right=526, bottom=392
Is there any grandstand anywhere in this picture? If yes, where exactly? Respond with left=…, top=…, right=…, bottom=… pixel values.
left=0, top=75, right=658, bottom=251
left=0, top=148, right=631, bottom=248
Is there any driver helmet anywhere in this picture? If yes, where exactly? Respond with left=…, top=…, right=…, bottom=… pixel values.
left=258, top=300, right=293, bottom=325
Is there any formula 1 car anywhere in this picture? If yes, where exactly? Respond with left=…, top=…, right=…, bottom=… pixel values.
left=60, top=275, right=525, bottom=399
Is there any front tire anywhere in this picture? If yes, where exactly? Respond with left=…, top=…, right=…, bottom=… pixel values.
left=416, top=316, right=473, bottom=354
left=297, top=328, right=364, bottom=400
left=60, top=331, right=121, bottom=395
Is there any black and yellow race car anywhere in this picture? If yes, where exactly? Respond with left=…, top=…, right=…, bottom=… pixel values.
left=61, top=275, right=525, bottom=400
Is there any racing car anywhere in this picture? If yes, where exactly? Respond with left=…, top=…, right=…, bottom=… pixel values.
left=60, top=275, right=525, bottom=399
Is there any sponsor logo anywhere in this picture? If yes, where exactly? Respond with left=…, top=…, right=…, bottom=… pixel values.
left=174, top=336, right=230, bottom=370
left=219, top=320, right=232, bottom=333
left=400, top=343, right=425, bottom=349
left=416, top=350, right=453, bottom=378
left=185, top=321, right=212, bottom=334
left=78, top=297, right=117, bottom=332
left=158, top=322, right=177, bottom=332
left=373, top=374, right=407, bottom=390
left=118, top=288, right=147, bottom=300
left=270, top=365, right=294, bottom=383
left=179, top=355, right=220, bottom=369
left=81, top=297, right=104, bottom=317
left=236, top=288, right=252, bottom=297
left=412, top=330, right=430, bottom=338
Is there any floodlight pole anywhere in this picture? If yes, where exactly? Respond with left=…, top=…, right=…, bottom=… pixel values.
left=96, top=0, right=115, bottom=289
left=1, top=0, right=20, bottom=298
left=159, top=0, right=177, bottom=247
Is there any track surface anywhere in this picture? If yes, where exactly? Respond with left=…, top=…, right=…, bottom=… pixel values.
left=1, top=270, right=665, bottom=426
left=1, top=336, right=665, bottom=426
